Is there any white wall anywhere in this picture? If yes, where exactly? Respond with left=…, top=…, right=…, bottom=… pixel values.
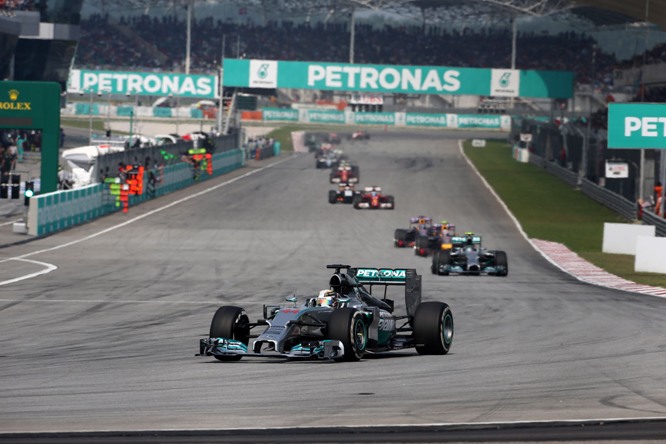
left=602, top=223, right=655, bottom=255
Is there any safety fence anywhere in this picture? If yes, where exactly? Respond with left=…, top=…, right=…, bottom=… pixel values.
left=526, top=152, right=666, bottom=232
left=27, top=149, right=245, bottom=237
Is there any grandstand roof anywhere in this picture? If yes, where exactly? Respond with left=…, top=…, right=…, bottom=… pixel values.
left=86, top=0, right=666, bottom=30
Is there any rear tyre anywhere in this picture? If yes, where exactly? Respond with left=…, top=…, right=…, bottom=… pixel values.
left=431, top=251, right=440, bottom=274
left=413, top=302, right=453, bottom=355
left=328, top=308, right=367, bottom=361
left=352, top=194, right=362, bottom=209
left=494, top=250, right=509, bottom=276
left=209, top=306, right=250, bottom=362
left=387, top=196, right=395, bottom=209
left=437, top=250, right=450, bottom=275
left=328, top=190, right=338, bottom=204
left=415, top=235, right=429, bottom=256
left=394, top=228, right=407, bottom=247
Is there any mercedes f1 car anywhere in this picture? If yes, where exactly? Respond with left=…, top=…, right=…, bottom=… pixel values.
left=394, top=216, right=433, bottom=248
left=329, top=184, right=359, bottom=204
left=330, top=162, right=360, bottom=184
left=316, top=148, right=345, bottom=169
left=197, top=264, right=453, bottom=362
left=353, top=186, right=395, bottom=209
left=431, top=233, right=508, bottom=276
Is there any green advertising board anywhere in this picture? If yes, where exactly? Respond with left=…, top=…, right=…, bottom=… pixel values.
left=306, top=109, right=346, bottom=124
left=456, top=114, right=502, bottom=129
left=405, top=113, right=448, bottom=127
left=223, top=59, right=573, bottom=99
left=354, top=112, right=396, bottom=125
left=68, top=69, right=219, bottom=98
left=263, top=108, right=299, bottom=121
left=0, top=81, right=60, bottom=193
left=608, top=103, right=666, bottom=149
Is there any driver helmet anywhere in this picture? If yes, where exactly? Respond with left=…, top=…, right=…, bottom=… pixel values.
left=317, top=289, right=338, bottom=308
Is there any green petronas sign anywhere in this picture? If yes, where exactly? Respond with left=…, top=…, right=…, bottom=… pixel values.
left=222, top=59, right=573, bottom=99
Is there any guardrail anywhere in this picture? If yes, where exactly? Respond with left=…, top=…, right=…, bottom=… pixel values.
left=27, top=149, right=245, bottom=237
left=527, top=152, right=665, bottom=230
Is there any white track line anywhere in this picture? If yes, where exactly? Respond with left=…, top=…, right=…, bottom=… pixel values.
left=459, top=140, right=666, bottom=298
left=0, top=155, right=297, bottom=286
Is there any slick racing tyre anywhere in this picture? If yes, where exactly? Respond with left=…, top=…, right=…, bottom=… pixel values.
left=415, top=235, right=429, bottom=256
left=431, top=251, right=440, bottom=274
left=436, top=250, right=450, bottom=275
left=209, top=306, right=250, bottom=362
left=413, top=302, right=453, bottom=355
left=387, top=196, right=395, bottom=209
left=328, top=190, right=338, bottom=204
left=394, top=228, right=408, bottom=247
left=328, top=308, right=367, bottom=361
left=494, top=250, right=509, bottom=276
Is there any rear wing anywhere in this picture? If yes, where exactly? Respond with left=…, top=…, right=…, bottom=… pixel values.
left=348, top=267, right=421, bottom=319
left=451, top=235, right=482, bottom=246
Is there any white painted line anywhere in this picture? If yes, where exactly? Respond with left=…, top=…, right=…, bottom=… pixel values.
left=0, top=258, right=58, bottom=286
left=0, top=155, right=298, bottom=286
left=0, top=219, right=19, bottom=227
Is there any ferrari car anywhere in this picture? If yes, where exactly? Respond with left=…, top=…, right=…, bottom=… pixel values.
left=394, top=216, right=433, bottom=248
left=197, top=264, right=453, bottom=362
left=414, top=221, right=456, bottom=257
left=329, top=184, right=359, bottom=204
left=431, top=233, right=508, bottom=276
left=349, top=131, right=370, bottom=140
left=330, top=162, right=360, bottom=184
left=353, top=186, right=395, bottom=209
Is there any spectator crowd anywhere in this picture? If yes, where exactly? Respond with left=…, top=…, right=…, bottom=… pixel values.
left=76, top=14, right=618, bottom=87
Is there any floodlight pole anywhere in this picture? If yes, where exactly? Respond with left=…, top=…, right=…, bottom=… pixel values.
left=349, top=9, right=355, bottom=64
left=185, top=0, right=192, bottom=74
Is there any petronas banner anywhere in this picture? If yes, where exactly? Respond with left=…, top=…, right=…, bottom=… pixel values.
left=223, top=59, right=573, bottom=99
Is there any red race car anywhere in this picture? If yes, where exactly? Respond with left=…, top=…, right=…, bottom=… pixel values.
left=353, top=186, right=395, bottom=210
left=330, top=162, right=360, bottom=184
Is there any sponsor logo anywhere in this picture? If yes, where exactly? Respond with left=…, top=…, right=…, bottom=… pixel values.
left=499, top=72, right=511, bottom=88
left=624, top=116, right=666, bottom=137
left=490, top=69, right=519, bottom=97
left=378, top=317, right=395, bottom=331
left=76, top=71, right=216, bottom=97
left=0, top=89, right=31, bottom=111
left=249, top=60, right=278, bottom=88
left=356, top=268, right=406, bottom=280
left=307, top=65, right=461, bottom=93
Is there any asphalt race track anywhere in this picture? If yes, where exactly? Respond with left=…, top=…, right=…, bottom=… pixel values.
left=1, top=129, right=665, bottom=441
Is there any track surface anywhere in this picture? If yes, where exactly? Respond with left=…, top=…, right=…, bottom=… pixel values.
left=1, top=129, right=666, bottom=436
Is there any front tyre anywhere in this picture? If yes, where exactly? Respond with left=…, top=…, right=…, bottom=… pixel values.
left=209, top=306, right=250, bottom=361
left=413, top=302, right=453, bottom=355
left=328, top=308, right=367, bottom=361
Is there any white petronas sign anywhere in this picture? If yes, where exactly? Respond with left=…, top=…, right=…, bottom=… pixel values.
left=68, top=69, right=219, bottom=98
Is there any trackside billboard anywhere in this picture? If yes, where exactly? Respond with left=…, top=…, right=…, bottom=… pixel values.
left=608, top=103, right=666, bottom=149
left=68, top=69, right=219, bottom=98
left=223, top=59, right=573, bottom=99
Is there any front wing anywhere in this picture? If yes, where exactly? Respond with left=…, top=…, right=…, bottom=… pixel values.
left=199, top=337, right=346, bottom=360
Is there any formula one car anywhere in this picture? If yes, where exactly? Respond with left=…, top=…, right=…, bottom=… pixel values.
left=414, top=221, right=456, bottom=257
left=394, top=216, right=433, bottom=248
left=197, top=264, right=453, bottom=362
left=349, top=131, right=370, bottom=140
left=431, top=232, right=508, bottom=276
left=330, top=162, right=360, bottom=184
left=353, top=186, right=395, bottom=209
left=324, top=133, right=341, bottom=144
left=316, top=149, right=346, bottom=169
left=329, top=184, right=359, bottom=204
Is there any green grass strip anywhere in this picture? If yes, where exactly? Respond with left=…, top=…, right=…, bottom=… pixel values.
left=464, top=139, right=666, bottom=288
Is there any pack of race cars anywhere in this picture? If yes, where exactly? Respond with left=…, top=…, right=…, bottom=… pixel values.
left=314, top=132, right=395, bottom=210
left=195, top=133, right=512, bottom=364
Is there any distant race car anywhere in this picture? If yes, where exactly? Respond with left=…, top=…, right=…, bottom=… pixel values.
left=330, top=163, right=360, bottom=184
left=353, top=186, right=395, bottom=210
left=394, top=216, right=433, bottom=248
left=316, top=149, right=345, bottom=169
left=325, top=133, right=341, bottom=144
left=197, top=264, right=453, bottom=362
left=349, top=131, right=370, bottom=140
left=414, top=221, right=456, bottom=257
left=329, top=184, right=359, bottom=204
left=431, top=233, right=508, bottom=276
